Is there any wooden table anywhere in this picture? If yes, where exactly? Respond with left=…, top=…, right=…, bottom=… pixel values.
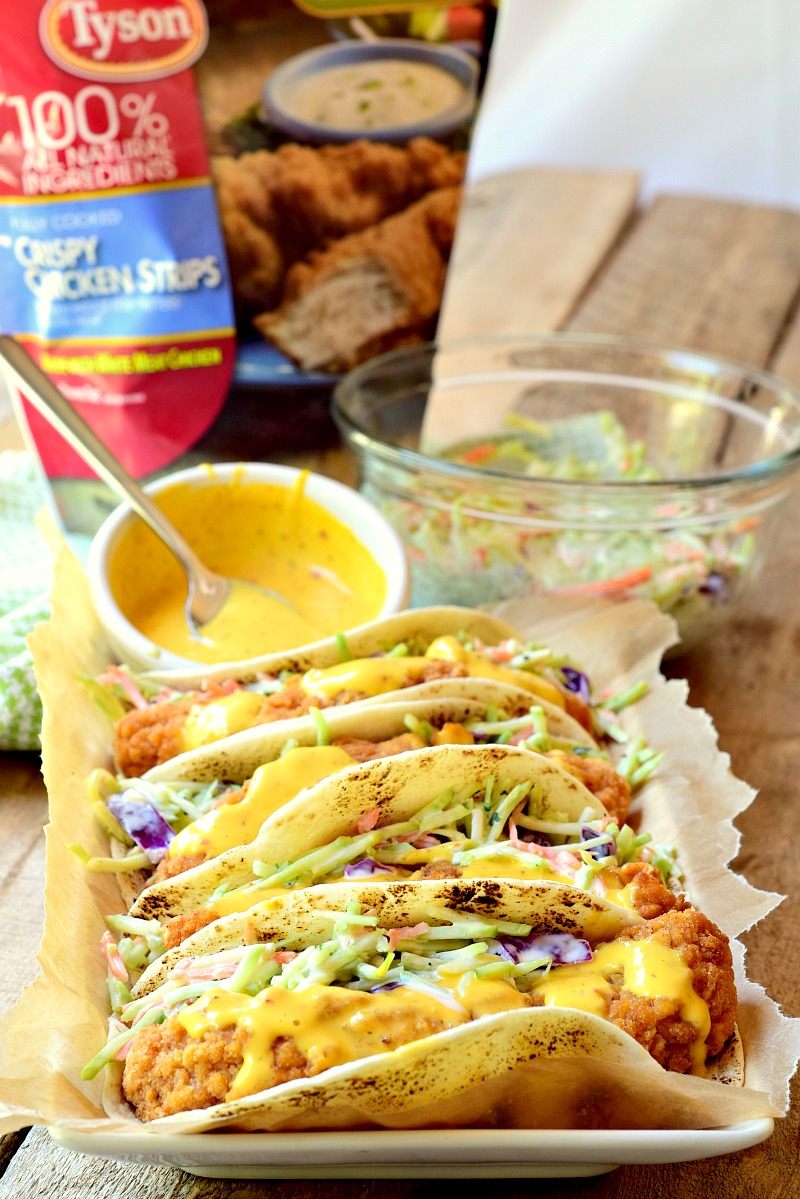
left=2, top=174, right=800, bottom=1197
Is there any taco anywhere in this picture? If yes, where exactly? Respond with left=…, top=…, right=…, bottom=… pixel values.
left=77, top=685, right=631, bottom=902
left=84, top=878, right=741, bottom=1131
left=121, top=743, right=675, bottom=989
left=89, top=607, right=605, bottom=778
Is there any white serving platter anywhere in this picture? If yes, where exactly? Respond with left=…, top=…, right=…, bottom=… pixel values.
left=50, top=1118, right=774, bottom=1180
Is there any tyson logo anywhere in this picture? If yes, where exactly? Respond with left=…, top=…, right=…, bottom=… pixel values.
left=40, top=0, right=208, bottom=82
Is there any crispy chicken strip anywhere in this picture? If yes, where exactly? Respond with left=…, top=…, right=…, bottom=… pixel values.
left=213, top=137, right=466, bottom=312
left=254, top=186, right=462, bottom=372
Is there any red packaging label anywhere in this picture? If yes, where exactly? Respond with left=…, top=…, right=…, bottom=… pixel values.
left=0, top=0, right=236, bottom=530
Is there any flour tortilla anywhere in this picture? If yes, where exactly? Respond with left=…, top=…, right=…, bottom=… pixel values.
left=139, top=606, right=522, bottom=687
left=115, top=690, right=595, bottom=908
left=105, top=878, right=744, bottom=1134
left=144, top=677, right=596, bottom=785
left=129, top=743, right=609, bottom=924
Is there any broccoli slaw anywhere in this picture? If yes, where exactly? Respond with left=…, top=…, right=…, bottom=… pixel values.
left=366, top=411, right=760, bottom=630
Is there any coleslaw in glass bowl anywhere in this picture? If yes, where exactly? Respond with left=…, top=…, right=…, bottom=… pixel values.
left=332, top=334, right=800, bottom=650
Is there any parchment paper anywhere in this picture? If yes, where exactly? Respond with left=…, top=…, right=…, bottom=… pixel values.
left=0, top=545, right=798, bottom=1137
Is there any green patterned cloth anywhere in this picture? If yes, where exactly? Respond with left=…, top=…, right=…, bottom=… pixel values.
left=0, top=452, right=52, bottom=751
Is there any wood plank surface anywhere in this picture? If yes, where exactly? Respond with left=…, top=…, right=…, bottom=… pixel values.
left=567, top=194, right=800, bottom=365
left=2, top=181, right=800, bottom=1198
left=437, top=168, right=639, bottom=339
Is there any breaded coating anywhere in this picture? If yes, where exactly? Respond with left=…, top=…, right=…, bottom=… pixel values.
left=155, top=851, right=207, bottom=883
left=562, top=689, right=593, bottom=733
left=532, top=908, right=736, bottom=1073
left=113, top=659, right=468, bottom=775
left=417, top=859, right=463, bottom=880
left=114, top=697, right=194, bottom=777
left=162, top=907, right=219, bottom=951
left=122, top=983, right=458, bottom=1121
left=619, top=908, right=737, bottom=1066
left=213, top=137, right=466, bottom=313
left=332, top=731, right=426, bottom=763
left=122, top=1019, right=249, bottom=1121
left=254, top=186, right=462, bottom=372
left=612, top=862, right=684, bottom=921
left=557, top=751, right=632, bottom=824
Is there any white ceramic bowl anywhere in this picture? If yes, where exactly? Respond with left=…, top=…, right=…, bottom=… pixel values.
left=88, top=461, right=410, bottom=672
left=261, top=38, right=478, bottom=145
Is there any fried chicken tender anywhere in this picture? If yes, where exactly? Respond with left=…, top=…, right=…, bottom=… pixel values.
left=562, top=690, right=594, bottom=733
left=613, top=909, right=737, bottom=1070
left=122, top=983, right=458, bottom=1121
left=113, top=659, right=471, bottom=776
left=155, top=851, right=207, bottom=883
left=162, top=907, right=219, bottom=951
left=254, top=186, right=462, bottom=372
left=551, top=751, right=632, bottom=824
left=114, top=697, right=195, bottom=778
left=332, top=731, right=426, bottom=762
left=611, top=861, right=684, bottom=920
left=123, top=1020, right=248, bottom=1122
left=213, top=137, right=466, bottom=313
left=417, top=859, right=463, bottom=879
left=532, top=908, right=736, bottom=1074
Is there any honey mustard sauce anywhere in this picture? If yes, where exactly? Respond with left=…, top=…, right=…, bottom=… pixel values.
left=177, top=975, right=528, bottom=1102
left=531, top=937, right=711, bottom=1073
left=165, top=746, right=356, bottom=861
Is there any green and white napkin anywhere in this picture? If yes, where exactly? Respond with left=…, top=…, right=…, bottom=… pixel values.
left=0, top=452, right=52, bottom=751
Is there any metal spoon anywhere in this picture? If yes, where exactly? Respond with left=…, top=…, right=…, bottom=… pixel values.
left=0, top=333, right=308, bottom=640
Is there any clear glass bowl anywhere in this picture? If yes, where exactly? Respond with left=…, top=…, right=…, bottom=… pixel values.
left=332, top=334, right=800, bottom=649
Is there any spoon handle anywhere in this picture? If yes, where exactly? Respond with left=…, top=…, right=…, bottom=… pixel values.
left=0, top=334, right=219, bottom=602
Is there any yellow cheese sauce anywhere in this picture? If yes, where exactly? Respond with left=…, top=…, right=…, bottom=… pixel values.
left=300, top=636, right=566, bottom=708
left=177, top=976, right=527, bottom=1101
left=531, top=936, right=711, bottom=1073
left=286, top=59, right=466, bottom=132
left=166, top=745, right=355, bottom=861
left=179, top=691, right=266, bottom=753
left=108, top=472, right=388, bottom=664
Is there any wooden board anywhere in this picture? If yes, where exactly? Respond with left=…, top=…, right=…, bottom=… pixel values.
left=567, top=194, right=800, bottom=365
left=437, top=167, right=639, bottom=339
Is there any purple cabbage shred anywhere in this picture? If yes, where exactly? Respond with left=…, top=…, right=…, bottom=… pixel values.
left=107, top=795, right=175, bottom=864
left=560, top=666, right=591, bottom=702
left=699, top=571, right=729, bottom=600
left=495, top=932, right=592, bottom=966
left=343, top=857, right=394, bottom=879
left=581, top=825, right=616, bottom=860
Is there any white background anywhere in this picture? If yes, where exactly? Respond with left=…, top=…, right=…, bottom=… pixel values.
left=469, top=0, right=800, bottom=207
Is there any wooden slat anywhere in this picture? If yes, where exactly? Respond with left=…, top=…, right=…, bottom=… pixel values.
left=567, top=194, right=800, bottom=363
left=437, top=167, right=639, bottom=339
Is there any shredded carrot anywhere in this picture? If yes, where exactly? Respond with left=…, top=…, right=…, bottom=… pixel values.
left=100, top=930, right=129, bottom=983
left=97, top=666, right=149, bottom=710
left=388, top=923, right=429, bottom=950
left=356, top=808, right=380, bottom=833
left=548, top=566, right=652, bottom=597
left=731, top=516, right=760, bottom=534
left=460, top=442, right=495, bottom=465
